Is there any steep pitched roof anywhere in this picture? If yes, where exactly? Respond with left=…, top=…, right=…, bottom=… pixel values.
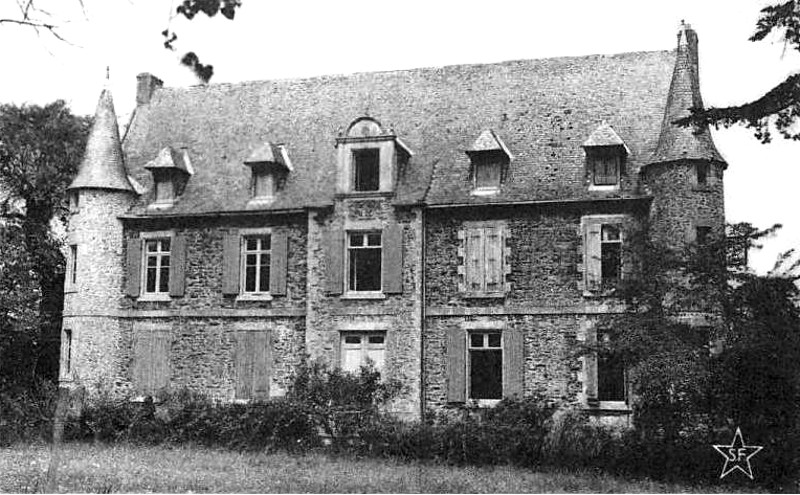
left=69, top=89, right=134, bottom=192
left=122, top=48, right=691, bottom=215
left=651, top=24, right=725, bottom=165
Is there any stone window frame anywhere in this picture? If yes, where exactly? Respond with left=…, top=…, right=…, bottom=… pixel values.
left=457, top=220, right=511, bottom=298
left=139, top=230, right=174, bottom=301
left=64, top=243, right=78, bottom=293
left=339, top=331, right=387, bottom=375
left=578, top=319, right=631, bottom=412
left=237, top=227, right=273, bottom=301
left=580, top=215, right=630, bottom=296
left=60, top=327, right=74, bottom=382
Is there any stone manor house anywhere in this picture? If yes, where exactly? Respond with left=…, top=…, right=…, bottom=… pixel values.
left=60, top=23, right=725, bottom=421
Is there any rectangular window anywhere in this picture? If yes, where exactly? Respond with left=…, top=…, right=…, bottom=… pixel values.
left=468, top=332, right=502, bottom=400
left=253, top=170, right=274, bottom=199
left=474, top=159, right=501, bottom=190
left=340, top=332, right=386, bottom=373
left=69, top=191, right=80, bottom=212
left=462, top=224, right=506, bottom=296
left=696, top=226, right=712, bottom=246
left=597, top=332, right=626, bottom=403
left=696, top=163, right=708, bottom=185
left=600, top=225, right=622, bottom=286
left=63, top=329, right=72, bottom=376
left=242, top=235, right=271, bottom=293
left=154, top=178, right=174, bottom=203
left=67, top=244, right=78, bottom=287
left=353, top=148, right=380, bottom=191
left=348, top=232, right=382, bottom=292
left=144, top=238, right=171, bottom=294
left=592, top=155, right=620, bottom=186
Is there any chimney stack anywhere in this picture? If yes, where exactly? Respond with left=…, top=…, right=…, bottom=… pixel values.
left=136, top=73, right=163, bottom=106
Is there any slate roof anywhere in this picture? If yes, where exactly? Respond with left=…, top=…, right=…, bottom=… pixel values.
left=69, top=89, right=134, bottom=192
left=120, top=40, right=718, bottom=215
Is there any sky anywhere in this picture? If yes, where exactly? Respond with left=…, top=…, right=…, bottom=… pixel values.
left=1, top=0, right=798, bottom=274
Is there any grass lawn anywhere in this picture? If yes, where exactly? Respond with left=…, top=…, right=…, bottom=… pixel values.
left=0, top=443, right=762, bottom=493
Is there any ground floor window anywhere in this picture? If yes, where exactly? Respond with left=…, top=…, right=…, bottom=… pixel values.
left=468, top=331, right=502, bottom=400
left=597, top=332, right=626, bottom=403
left=340, top=332, right=385, bottom=373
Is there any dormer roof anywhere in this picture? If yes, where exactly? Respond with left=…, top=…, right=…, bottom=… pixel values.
left=583, top=122, right=631, bottom=154
left=466, top=130, right=513, bottom=160
left=68, top=89, right=134, bottom=192
left=244, top=142, right=294, bottom=172
left=144, top=146, right=194, bottom=175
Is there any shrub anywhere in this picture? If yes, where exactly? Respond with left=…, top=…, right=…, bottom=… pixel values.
left=0, top=378, right=57, bottom=444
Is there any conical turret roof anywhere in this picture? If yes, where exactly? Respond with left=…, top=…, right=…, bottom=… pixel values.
left=68, top=89, right=134, bottom=191
left=651, top=23, right=725, bottom=165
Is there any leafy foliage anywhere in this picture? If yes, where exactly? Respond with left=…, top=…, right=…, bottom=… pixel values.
left=678, top=1, right=800, bottom=142
left=0, top=101, right=91, bottom=385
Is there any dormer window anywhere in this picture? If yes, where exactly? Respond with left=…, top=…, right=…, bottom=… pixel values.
left=583, top=122, right=629, bottom=190
left=353, top=148, right=380, bottom=191
left=466, top=130, right=512, bottom=195
left=244, top=142, right=292, bottom=206
left=145, top=147, right=193, bottom=209
left=336, top=117, right=413, bottom=195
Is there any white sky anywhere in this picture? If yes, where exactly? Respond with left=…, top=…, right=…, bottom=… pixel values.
left=1, top=0, right=798, bottom=273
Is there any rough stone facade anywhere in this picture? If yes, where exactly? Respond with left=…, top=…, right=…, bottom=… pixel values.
left=61, top=23, right=728, bottom=422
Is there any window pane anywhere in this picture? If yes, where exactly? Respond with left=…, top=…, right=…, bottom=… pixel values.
left=159, top=266, right=170, bottom=292
left=598, top=353, right=625, bottom=401
left=487, top=333, right=501, bottom=348
left=344, top=335, right=361, bottom=345
left=602, top=225, right=620, bottom=242
left=146, top=267, right=157, bottom=292
left=351, top=248, right=382, bottom=291
left=245, top=265, right=256, bottom=292
left=470, top=349, right=502, bottom=399
left=246, top=238, right=258, bottom=251
left=367, top=233, right=381, bottom=247
left=368, top=335, right=384, bottom=345
left=161, top=239, right=171, bottom=252
left=470, top=333, right=484, bottom=348
left=353, top=149, right=380, bottom=191
left=696, top=163, right=708, bottom=184
left=349, top=233, right=363, bottom=247
left=161, top=254, right=170, bottom=268
left=146, top=240, right=158, bottom=252
left=601, top=243, right=621, bottom=282
left=258, top=263, right=269, bottom=292
left=246, top=253, right=257, bottom=267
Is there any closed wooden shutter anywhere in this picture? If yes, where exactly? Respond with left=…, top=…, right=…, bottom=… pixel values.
left=502, top=328, right=524, bottom=399
left=466, top=228, right=484, bottom=292
left=235, top=332, right=253, bottom=399
left=126, top=238, right=142, bottom=297
left=446, top=326, right=466, bottom=403
left=485, top=226, right=502, bottom=292
left=584, top=223, right=602, bottom=291
left=152, top=332, right=170, bottom=393
left=222, top=232, right=240, bottom=295
left=326, top=228, right=344, bottom=295
left=270, top=231, right=288, bottom=296
left=383, top=222, right=404, bottom=294
left=132, top=331, right=149, bottom=394
left=169, top=235, right=186, bottom=297
left=253, top=330, right=272, bottom=400
left=584, top=329, right=598, bottom=404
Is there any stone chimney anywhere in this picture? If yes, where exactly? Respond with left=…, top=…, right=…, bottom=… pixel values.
left=136, top=72, right=163, bottom=106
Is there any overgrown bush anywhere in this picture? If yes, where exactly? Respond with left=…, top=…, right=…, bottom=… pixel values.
left=0, top=378, right=57, bottom=445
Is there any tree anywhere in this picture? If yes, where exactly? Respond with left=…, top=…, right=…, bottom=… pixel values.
left=0, top=100, right=91, bottom=385
left=1, top=0, right=241, bottom=84
left=679, top=1, right=800, bottom=142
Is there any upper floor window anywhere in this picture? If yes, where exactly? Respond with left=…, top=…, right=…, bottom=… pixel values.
left=153, top=177, right=175, bottom=204
left=145, top=147, right=193, bottom=208
left=466, top=130, right=512, bottom=195
left=601, top=225, right=622, bottom=285
left=458, top=222, right=509, bottom=297
left=68, top=191, right=80, bottom=212
left=583, top=122, right=629, bottom=189
left=348, top=232, right=382, bottom=292
left=244, top=142, right=292, bottom=204
left=583, top=216, right=628, bottom=294
left=144, top=238, right=171, bottom=294
left=353, top=148, right=380, bottom=191
left=66, top=244, right=78, bottom=289
left=695, top=162, right=720, bottom=188
left=242, top=235, right=271, bottom=294
left=591, top=154, right=620, bottom=186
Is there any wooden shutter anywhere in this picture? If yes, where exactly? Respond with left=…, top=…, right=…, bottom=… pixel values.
left=169, top=235, right=186, bottom=297
left=252, top=330, right=272, bottom=400
left=446, top=326, right=466, bottom=403
left=383, top=222, right=404, bottom=294
left=584, top=223, right=602, bottom=291
left=270, top=231, right=288, bottom=296
left=235, top=332, right=253, bottom=399
left=584, top=330, right=598, bottom=404
left=466, top=228, right=485, bottom=292
left=222, top=232, right=241, bottom=295
left=152, top=332, right=170, bottom=393
left=502, top=328, right=524, bottom=399
left=326, top=228, right=344, bottom=295
left=485, top=226, right=502, bottom=291
left=126, top=238, right=142, bottom=297
left=133, top=331, right=150, bottom=394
